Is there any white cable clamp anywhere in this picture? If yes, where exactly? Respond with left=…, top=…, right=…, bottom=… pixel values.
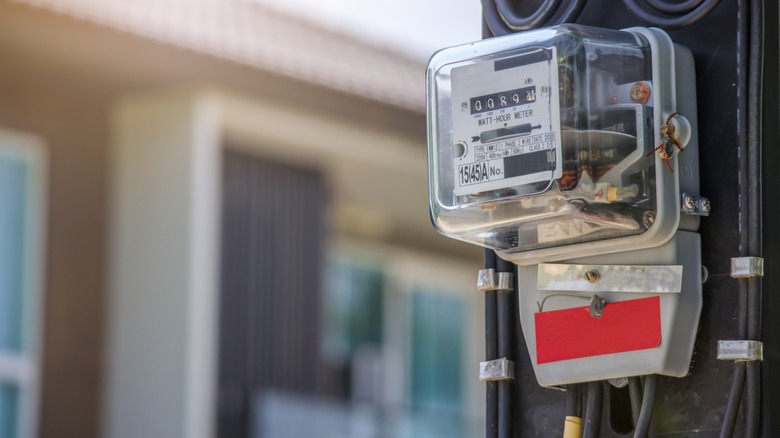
left=478, top=269, right=513, bottom=292
left=730, top=257, right=764, bottom=278
left=717, top=340, right=763, bottom=362
left=496, top=272, right=513, bottom=292
left=479, top=358, right=515, bottom=381
left=477, top=268, right=498, bottom=291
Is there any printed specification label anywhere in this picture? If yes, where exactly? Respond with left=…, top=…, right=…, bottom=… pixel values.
left=450, top=47, right=562, bottom=197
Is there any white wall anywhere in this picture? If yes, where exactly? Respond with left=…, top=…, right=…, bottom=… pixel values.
left=105, top=91, right=221, bottom=438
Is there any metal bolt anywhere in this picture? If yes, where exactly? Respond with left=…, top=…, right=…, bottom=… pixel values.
left=643, top=211, right=656, bottom=228
left=584, top=270, right=601, bottom=283
left=684, top=195, right=695, bottom=209
left=608, top=377, right=629, bottom=388
left=701, top=199, right=711, bottom=212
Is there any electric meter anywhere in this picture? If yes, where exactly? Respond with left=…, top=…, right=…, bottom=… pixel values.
left=427, top=24, right=699, bottom=265
left=428, top=25, right=706, bottom=387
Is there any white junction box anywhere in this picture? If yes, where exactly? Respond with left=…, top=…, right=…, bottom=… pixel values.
left=427, top=25, right=703, bottom=386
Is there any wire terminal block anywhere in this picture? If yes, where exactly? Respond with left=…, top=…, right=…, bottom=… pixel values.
left=681, top=193, right=711, bottom=216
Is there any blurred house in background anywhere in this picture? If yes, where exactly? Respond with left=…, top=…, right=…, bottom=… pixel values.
left=0, top=0, right=484, bottom=437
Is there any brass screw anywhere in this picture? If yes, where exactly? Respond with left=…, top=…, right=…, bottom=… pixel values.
left=643, top=211, right=656, bottom=228
left=584, top=270, right=601, bottom=283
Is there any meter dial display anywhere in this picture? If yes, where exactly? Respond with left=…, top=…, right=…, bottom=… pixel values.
left=450, top=47, right=562, bottom=199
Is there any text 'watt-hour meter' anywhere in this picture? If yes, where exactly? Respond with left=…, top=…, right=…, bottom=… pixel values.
left=426, top=24, right=708, bottom=386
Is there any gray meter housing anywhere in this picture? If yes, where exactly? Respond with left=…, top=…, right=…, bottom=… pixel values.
left=427, top=25, right=703, bottom=386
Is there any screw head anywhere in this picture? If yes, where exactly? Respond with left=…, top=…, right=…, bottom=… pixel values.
left=643, top=211, right=656, bottom=228
left=584, top=270, right=601, bottom=283
left=684, top=195, right=695, bottom=209
left=701, top=199, right=711, bottom=212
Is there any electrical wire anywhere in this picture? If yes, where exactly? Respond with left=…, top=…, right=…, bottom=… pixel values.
left=645, top=0, right=703, bottom=14
left=566, top=384, right=582, bottom=416
left=557, top=0, right=587, bottom=25
left=482, top=0, right=513, bottom=37
left=495, top=0, right=561, bottom=31
left=744, top=0, right=763, bottom=433
left=633, top=375, right=658, bottom=438
left=582, top=381, right=603, bottom=438
left=721, top=0, right=762, bottom=435
left=484, top=249, right=498, bottom=438
left=496, top=255, right=515, bottom=438
left=564, top=385, right=583, bottom=438
left=621, top=0, right=720, bottom=30
left=482, top=0, right=587, bottom=37
left=498, top=302, right=514, bottom=438
left=628, top=377, right=643, bottom=427
left=720, top=363, right=747, bottom=438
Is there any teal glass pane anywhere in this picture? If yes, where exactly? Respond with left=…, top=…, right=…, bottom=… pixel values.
left=0, top=157, right=25, bottom=353
left=0, top=383, right=18, bottom=438
left=323, top=261, right=384, bottom=362
left=410, top=290, right=463, bottom=414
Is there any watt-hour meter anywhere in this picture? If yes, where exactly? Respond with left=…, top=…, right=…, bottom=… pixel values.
left=427, top=25, right=705, bottom=386
left=427, top=24, right=700, bottom=265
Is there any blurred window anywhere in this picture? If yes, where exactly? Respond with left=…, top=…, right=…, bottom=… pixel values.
left=0, top=132, right=45, bottom=438
left=410, top=289, right=463, bottom=412
left=321, top=255, right=468, bottom=438
left=323, top=260, right=384, bottom=365
left=408, top=289, right=464, bottom=437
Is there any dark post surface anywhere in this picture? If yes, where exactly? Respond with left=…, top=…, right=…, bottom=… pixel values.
left=487, top=1, right=779, bottom=436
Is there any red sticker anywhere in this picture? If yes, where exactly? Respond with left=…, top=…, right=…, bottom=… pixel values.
left=535, top=296, right=662, bottom=364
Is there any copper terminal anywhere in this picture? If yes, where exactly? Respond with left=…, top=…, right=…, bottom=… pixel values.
left=630, top=81, right=651, bottom=104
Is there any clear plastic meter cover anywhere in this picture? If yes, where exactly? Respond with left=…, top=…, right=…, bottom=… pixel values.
left=428, top=25, right=659, bottom=254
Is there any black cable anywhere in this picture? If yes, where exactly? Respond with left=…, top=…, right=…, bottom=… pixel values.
left=482, top=0, right=513, bottom=37
left=497, top=295, right=512, bottom=438
left=719, top=0, right=752, bottom=436
left=633, top=375, right=657, bottom=438
left=582, top=381, right=603, bottom=438
left=482, top=0, right=587, bottom=38
left=621, top=0, right=720, bottom=30
left=746, top=0, right=762, bottom=263
left=484, top=249, right=498, bottom=438
left=556, top=0, right=587, bottom=24
left=745, top=0, right=764, bottom=433
left=496, top=255, right=514, bottom=438
left=746, top=325, right=761, bottom=437
left=645, top=0, right=703, bottom=14
left=566, top=383, right=582, bottom=417
left=485, top=248, right=497, bottom=271
left=628, top=377, right=643, bottom=427
left=720, top=363, right=747, bottom=438
left=495, top=0, right=561, bottom=31
left=486, top=366, right=499, bottom=438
